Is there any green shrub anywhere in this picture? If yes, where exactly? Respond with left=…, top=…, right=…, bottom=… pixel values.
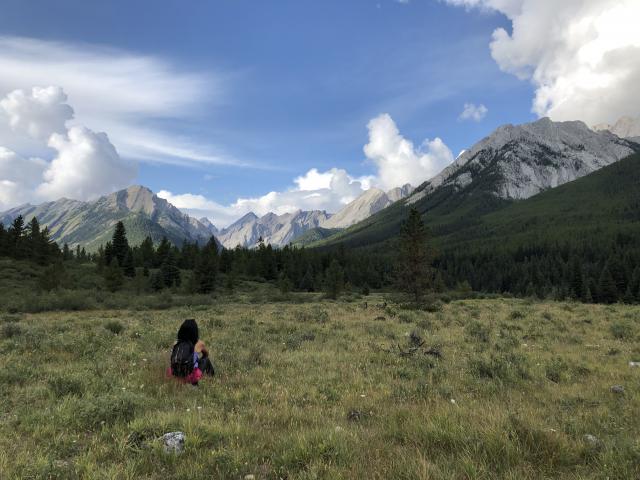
left=465, top=320, right=491, bottom=343
left=104, top=320, right=125, bottom=335
left=468, top=352, right=530, bottom=383
left=1, top=322, right=22, bottom=339
left=545, top=356, right=569, bottom=383
left=48, top=375, right=85, bottom=398
left=610, top=321, right=634, bottom=340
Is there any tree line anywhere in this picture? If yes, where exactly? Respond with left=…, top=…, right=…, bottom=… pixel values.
left=3, top=211, right=639, bottom=305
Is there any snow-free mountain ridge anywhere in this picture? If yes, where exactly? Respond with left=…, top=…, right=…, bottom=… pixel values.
left=407, top=117, right=640, bottom=205
left=0, top=186, right=220, bottom=251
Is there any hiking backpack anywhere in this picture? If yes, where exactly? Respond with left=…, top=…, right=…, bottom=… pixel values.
left=170, top=340, right=195, bottom=377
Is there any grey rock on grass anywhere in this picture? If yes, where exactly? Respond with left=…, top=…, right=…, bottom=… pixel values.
left=161, top=431, right=185, bottom=454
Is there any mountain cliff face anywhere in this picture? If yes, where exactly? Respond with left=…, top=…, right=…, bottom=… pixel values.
left=593, top=116, right=640, bottom=143
left=407, top=117, right=640, bottom=205
left=314, top=117, right=640, bottom=249
left=217, top=210, right=331, bottom=248
left=0, top=186, right=219, bottom=251
left=322, top=184, right=413, bottom=229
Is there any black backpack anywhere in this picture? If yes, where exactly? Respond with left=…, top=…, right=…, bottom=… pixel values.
left=170, top=340, right=195, bottom=377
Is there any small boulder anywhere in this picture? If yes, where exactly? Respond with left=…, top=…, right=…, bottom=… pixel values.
left=611, top=385, right=625, bottom=394
left=161, top=431, right=185, bottom=454
left=583, top=434, right=601, bottom=448
left=629, top=361, right=640, bottom=368
left=244, top=475, right=255, bottom=480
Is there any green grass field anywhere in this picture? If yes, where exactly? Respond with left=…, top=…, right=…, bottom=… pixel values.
left=1, top=297, right=639, bottom=479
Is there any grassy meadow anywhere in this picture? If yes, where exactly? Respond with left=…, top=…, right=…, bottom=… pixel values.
left=1, top=297, right=640, bottom=479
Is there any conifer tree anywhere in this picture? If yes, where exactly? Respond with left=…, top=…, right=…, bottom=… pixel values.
left=569, top=257, right=585, bottom=300
left=149, top=271, right=164, bottom=292
left=194, top=237, right=218, bottom=293
left=111, top=221, right=130, bottom=265
left=160, top=250, right=181, bottom=288
left=300, top=266, right=315, bottom=292
left=597, top=265, right=618, bottom=304
left=104, top=258, right=124, bottom=292
left=123, top=248, right=136, bottom=277
left=396, top=208, right=433, bottom=305
left=323, top=259, right=344, bottom=300
left=278, top=272, right=293, bottom=295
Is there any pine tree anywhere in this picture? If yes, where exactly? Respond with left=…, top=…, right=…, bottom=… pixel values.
left=597, top=265, right=618, bottom=304
left=323, top=259, right=344, bottom=300
left=569, top=257, right=585, bottom=300
left=111, top=221, right=130, bottom=265
left=8, top=215, right=25, bottom=258
left=123, top=248, right=136, bottom=277
left=278, top=272, right=293, bottom=295
left=155, top=237, right=171, bottom=267
left=396, top=208, right=433, bottom=305
left=104, top=258, right=124, bottom=292
left=149, top=271, right=164, bottom=292
left=194, top=237, right=218, bottom=293
left=160, top=250, right=181, bottom=288
left=139, top=236, right=155, bottom=268
left=62, top=243, right=72, bottom=261
left=300, top=266, right=315, bottom=292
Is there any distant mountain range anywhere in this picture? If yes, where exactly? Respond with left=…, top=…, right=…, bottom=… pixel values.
left=311, top=117, right=640, bottom=249
left=3, top=116, right=638, bottom=252
left=215, top=184, right=414, bottom=248
left=593, top=115, right=640, bottom=143
left=0, top=185, right=220, bottom=251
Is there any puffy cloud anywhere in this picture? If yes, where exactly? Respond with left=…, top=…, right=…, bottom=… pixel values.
left=459, top=103, right=488, bottom=122
left=0, top=86, right=73, bottom=140
left=37, top=126, right=137, bottom=202
left=0, top=36, right=240, bottom=167
left=0, top=87, right=137, bottom=208
left=161, top=114, right=454, bottom=227
left=0, top=147, right=47, bottom=208
left=445, top=0, right=640, bottom=125
left=363, top=114, right=454, bottom=191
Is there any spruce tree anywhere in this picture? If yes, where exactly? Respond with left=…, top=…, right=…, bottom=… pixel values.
left=8, top=215, right=25, bottom=258
left=194, top=237, right=218, bottom=293
left=597, top=265, right=618, bottom=304
left=123, top=248, right=136, bottom=277
left=149, top=271, right=164, bottom=292
left=300, top=266, right=315, bottom=292
left=161, top=250, right=181, bottom=288
left=396, top=208, right=433, bottom=305
left=278, top=272, right=293, bottom=295
left=104, top=258, right=124, bottom=292
left=569, top=257, right=585, bottom=300
left=139, top=236, right=155, bottom=268
left=111, top=221, right=130, bottom=265
left=323, top=259, right=344, bottom=300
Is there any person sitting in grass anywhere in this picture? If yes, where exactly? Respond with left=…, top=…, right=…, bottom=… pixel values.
left=168, top=319, right=214, bottom=385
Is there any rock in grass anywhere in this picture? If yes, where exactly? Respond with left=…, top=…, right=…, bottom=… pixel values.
left=244, top=475, right=256, bottom=480
left=630, top=361, right=640, bottom=368
left=611, top=385, right=625, bottom=394
left=583, top=434, right=601, bottom=448
left=161, top=432, right=185, bottom=454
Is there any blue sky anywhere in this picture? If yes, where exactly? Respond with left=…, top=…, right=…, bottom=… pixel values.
left=1, top=0, right=636, bottom=226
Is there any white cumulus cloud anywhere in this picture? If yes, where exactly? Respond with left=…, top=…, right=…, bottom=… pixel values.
left=445, top=0, right=640, bottom=125
left=459, top=103, right=488, bottom=122
left=0, top=87, right=137, bottom=209
left=363, top=114, right=454, bottom=191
